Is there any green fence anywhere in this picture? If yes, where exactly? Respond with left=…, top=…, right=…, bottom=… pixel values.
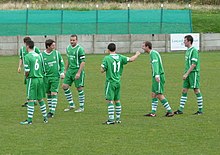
left=0, top=9, right=192, bottom=36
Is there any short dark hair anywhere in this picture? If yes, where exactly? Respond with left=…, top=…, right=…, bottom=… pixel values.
left=70, top=34, right=78, bottom=40
left=107, top=43, right=116, bottom=52
left=144, top=41, right=152, bottom=49
left=26, top=40, right=34, bottom=49
left=184, top=35, right=193, bottom=44
left=45, top=39, right=55, bottom=49
left=23, top=36, right=31, bottom=43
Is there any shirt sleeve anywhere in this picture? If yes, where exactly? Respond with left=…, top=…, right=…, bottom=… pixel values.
left=24, top=55, right=30, bottom=72
left=121, top=55, right=129, bottom=65
left=19, top=48, right=22, bottom=59
left=58, top=52, right=65, bottom=73
left=191, top=48, right=198, bottom=65
left=78, top=47, right=85, bottom=62
left=34, top=47, right=41, bottom=54
left=101, top=57, right=107, bottom=71
left=150, top=52, right=159, bottom=77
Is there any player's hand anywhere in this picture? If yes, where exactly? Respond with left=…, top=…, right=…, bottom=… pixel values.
left=155, top=75, right=160, bottom=83
left=155, top=77, right=160, bottom=83
left=183, top=73, right=188, bottom=80
left=75, top=73, right=80, bottom=80
left=136, top=51, right=141, bottom=55
left=60, top=73, right=65, bottom=79
left=18, top=67, right=21, bottom=73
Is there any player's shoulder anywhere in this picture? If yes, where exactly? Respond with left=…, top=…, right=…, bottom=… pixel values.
left=192, top=46, right=198, bottom=52
left=77, top=45, right=85, bottom=52
left=66, top=44, right=72, bottom=50
left=20, top=46, right=25, bottom=50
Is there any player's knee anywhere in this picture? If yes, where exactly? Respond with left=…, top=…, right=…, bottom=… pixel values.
left=38, top=99, right=43, bottom=102
left=51, top=92, right=58, bottom=96
left=151, top=92, right=157, bottom=98
left=182, top=88, right=188, bottom=93
left=62, top=84, right=69, bottom=90
left=77, top=86, right=83, bottom=91
left=194, top=88, right=200, bottom=94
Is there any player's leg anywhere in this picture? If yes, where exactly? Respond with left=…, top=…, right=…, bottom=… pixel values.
left=48, top=92, right=58, bottom=118
left=115, top=83, right=121, bottom=123
left=174, top=77, right=189, bottom=114
left=157, top=75, right=174, bottom=117
left=21, top=77, right=28, bottom=107
left=74, top=71, right=85, bottom=112
left=194, top=89, right=203, bottom=114
left=144, top=92, right=158, bottom=117
left=103, top=82, right=115, bottom=124
left=157, top=94, right=174, bottom=117
left=20, top=78, right=36, bottom=125
left=192, top=72, right=203, bottom=114
left=48, top=77, right=59, bottom=117
left=44, top=77, right=52, bottom=111
left=20, top=100, right=35, bottom=125
left=38, top=99, right=48, bottom=123
left=47, top=93, right=52, bottom=112
left=37, top=78, right=48, bottom=123
left=74, top=87, right=85, bottom=112
left=63, top=70, right=75, bottom=111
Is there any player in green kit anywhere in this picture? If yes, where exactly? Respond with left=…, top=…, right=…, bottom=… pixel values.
left=101, top=43, right=141, bottom=125
left=142, top=41, right=174, bottom=117
left=41, top=39, right=65, bottom=118
left=174, top=35, right=203, bottom=115
left=20, top=40, right=48, bottom=125
left=17, top=36, right=41, bottom=107
left=62, top=34, right=86, bottom=113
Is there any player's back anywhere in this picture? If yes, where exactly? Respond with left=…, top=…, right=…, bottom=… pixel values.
left=104, top=54, right=128, bottom=83
left=25, top=52, right=44, bottom=78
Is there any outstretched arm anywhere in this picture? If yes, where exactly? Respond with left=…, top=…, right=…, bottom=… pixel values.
left=129, top=51, right=141, bottom=62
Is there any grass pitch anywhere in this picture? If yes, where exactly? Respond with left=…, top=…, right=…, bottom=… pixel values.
left=0, top=52, right=219, bottom=154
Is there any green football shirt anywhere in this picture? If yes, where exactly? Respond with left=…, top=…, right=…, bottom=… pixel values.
left=150, top=50, right=164, bottom=77
left=24, top=51, right=44, bottom=78
left=41, top=50, right=65, bottom=77
left=101, top=54, right=129, bottom=83
left=66, top=44, right=85, bottom=70
left=184, top=46, right=200, bottom=73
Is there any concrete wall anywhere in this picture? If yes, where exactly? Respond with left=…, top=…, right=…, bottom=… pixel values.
left=0, top=33, right=220, bottom=55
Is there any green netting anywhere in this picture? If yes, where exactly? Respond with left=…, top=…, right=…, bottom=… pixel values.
left=0, top=9, right=192, bottom=36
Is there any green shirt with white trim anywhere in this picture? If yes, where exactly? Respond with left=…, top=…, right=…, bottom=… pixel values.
left=150, top=50, right=164, bottom=77
left=40, top=50, right=65, bottom=77
left=66, top=44, right=85, bottom=70
left=184, top=46, right=200, bottom=73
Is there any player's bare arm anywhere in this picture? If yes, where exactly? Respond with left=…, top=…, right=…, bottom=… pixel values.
left=183, top=64, right=196, bottom=80
left=75, top=62, right=85, bottom=80
left=64, top=61, right=69, bottom=74
left=18, top=59, right=23, bottom=73
left=101, top=66, right=105, bottom=73
left=129, top=51, right=141, bottom=62
left=25, top=71, right=29, bottom=78
left=60, top=73, right=65, bottom=79
left=155, top=75, right=160, bottom=83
